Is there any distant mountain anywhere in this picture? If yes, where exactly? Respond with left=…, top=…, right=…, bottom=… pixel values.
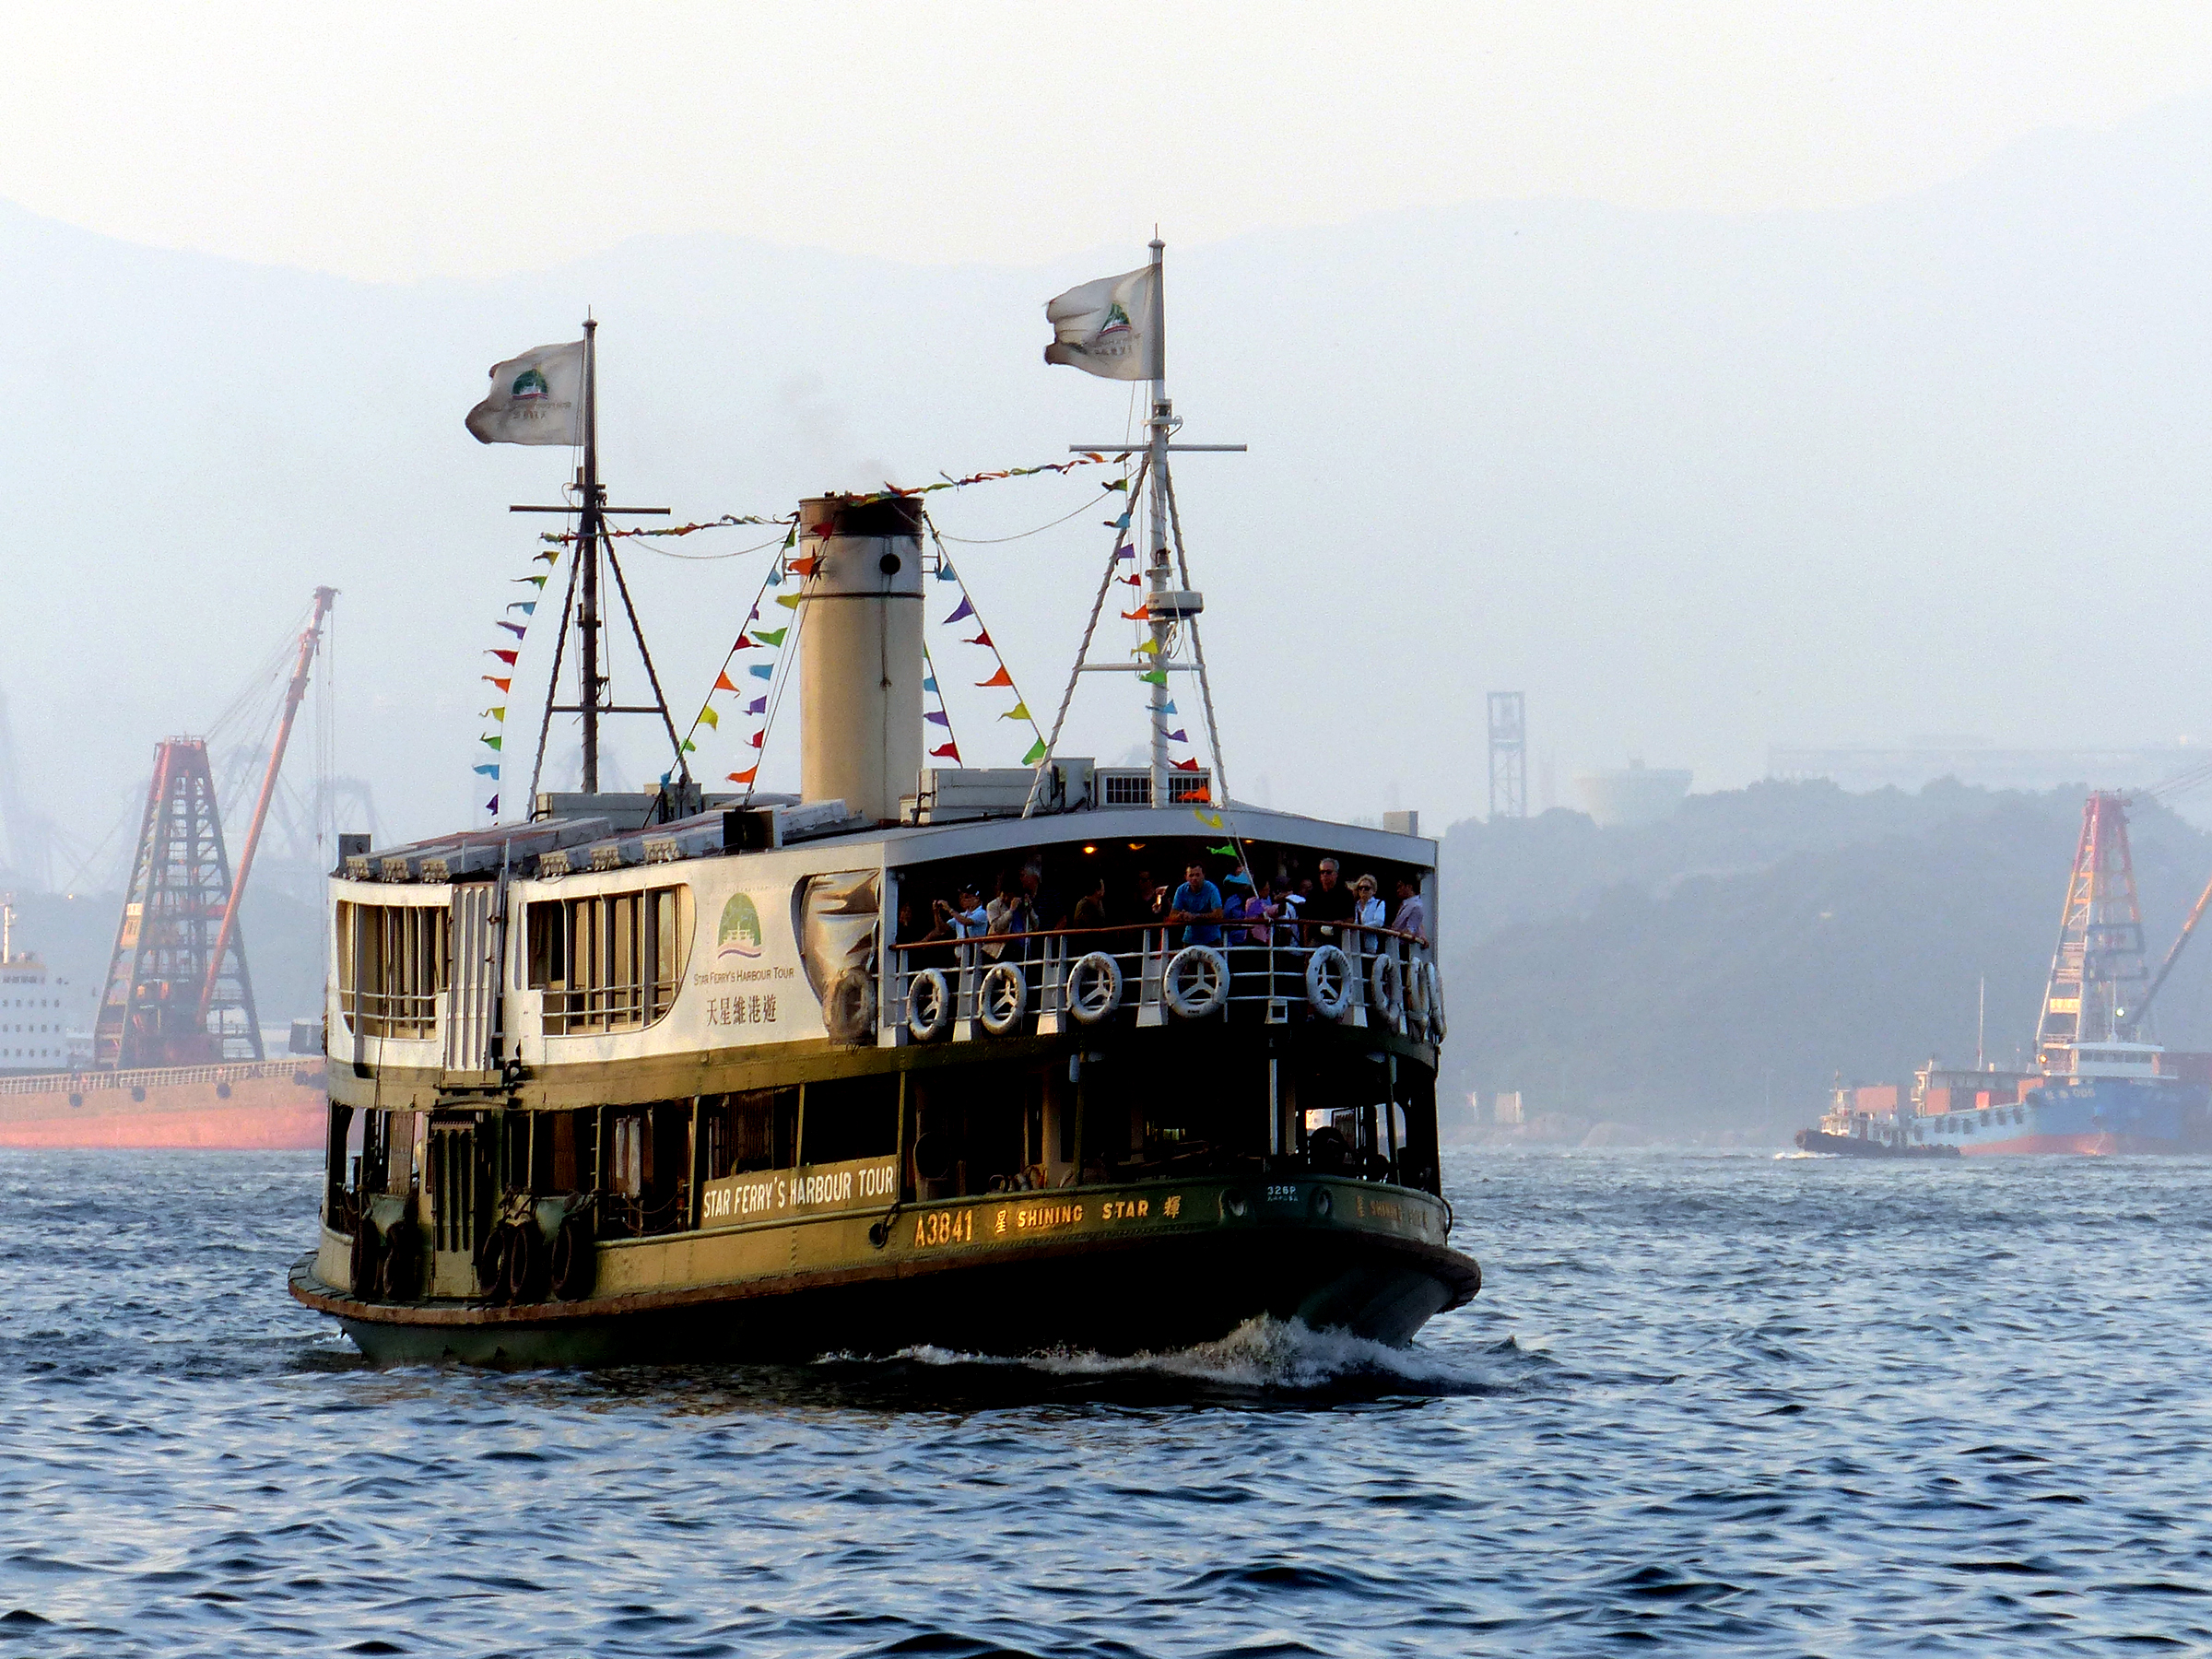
left=6, top=95, right=2212, bottom=848
left=1436, top=782, right=2212, bottom=1139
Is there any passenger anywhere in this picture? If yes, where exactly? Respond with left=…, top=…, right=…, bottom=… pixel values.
left=1018, top=861, right=1060, bottom=934
left=1068, top=874, right=1110, bottom=942
left=1124, top=868, right=1165, bottom=930
left=1166, top=862, right=1225, bottom=947
left=1241, top=875, right=1279, bottom=946
left=1354, top=875, right=1386, bottom=954
left=1391, top=876, right=1429, bottom=949
left=982, top=868, right=1029, bottom=962
left=917, top=886, right=984, bottom=969
left=1274, top=875, right=1305, bottom=947
left=1304, top=858, right=1355, bottom=946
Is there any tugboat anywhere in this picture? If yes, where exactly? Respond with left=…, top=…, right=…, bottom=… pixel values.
left=288, top=254, right=1479, bottom=1364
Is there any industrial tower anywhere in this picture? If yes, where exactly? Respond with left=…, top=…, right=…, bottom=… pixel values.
left=94, top=739, right=263, bottom=1067
left=1488, top=692, right=1526, bottom=820
left=2034, top=791, right=2151, bottom=1070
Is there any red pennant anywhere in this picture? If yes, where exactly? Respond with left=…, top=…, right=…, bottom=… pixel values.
left=930, top=742, right=960, bottom=760
left=975, top=666, right=1014, bottom=688
left=964, top=630, right=993, bottom=648
left=733, top=634, right=756, bottom=650
left=488, top=649, right=519, bottom=665
left=714, top=672, right=738, bottom=692
left=749, top=730, right=766, bottom=748
left=481, top=676, right=512, bottom=692
left=726, top=768, right=758, bottom=784
left=1171, top=757, right=1201, bottom=771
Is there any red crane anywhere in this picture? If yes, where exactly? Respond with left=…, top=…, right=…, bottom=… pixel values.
left=197, top=587, right=337, bottom=1030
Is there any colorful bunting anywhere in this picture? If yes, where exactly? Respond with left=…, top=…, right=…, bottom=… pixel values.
left=1163, top=728, right=1187, bottom=744
left=752, top=626, right=787, bottom=645
left=497, top=619, right=526, bottom=639
left=507, top=601, right=536, bottom=615
left=944, top=597, right=975, bottom=625
left=749, top=663, right=774, bottom=680
left=697, top=704, right=720, bottom=730
left=930, top=742, right=960, bottom=760
left=726, top=767, right=759, bottom=785
left=976, top=666, right=1014, bottom=688
left=713, top=671, right=738, bottom=693
left=964, top=630, right=993, bottom=648
left=999, top=702, right=1031, bottom=722
left=488, top=649, right=518, bottom=665
left=473, top=763, right=500, bottom=777
left=483, top=676, right=512, bottom=692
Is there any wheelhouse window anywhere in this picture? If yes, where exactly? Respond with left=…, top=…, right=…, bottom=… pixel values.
left=528, top=884, right=692, bottom=1035
left=335, top=900, right=449, bottom=1038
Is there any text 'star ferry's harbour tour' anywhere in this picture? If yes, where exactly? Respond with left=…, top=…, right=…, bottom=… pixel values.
left=289, top=248, right=1480, bottom=1365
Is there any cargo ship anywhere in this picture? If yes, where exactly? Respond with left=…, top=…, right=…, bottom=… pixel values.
left=1798, top=791, right=2212, bottom=1157
left=288, top=264, right=1481, bottom=1365
left=0, top=594, right=335, bottom=1150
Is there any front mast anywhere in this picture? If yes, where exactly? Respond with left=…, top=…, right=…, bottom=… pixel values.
left=578, top=318, right=605, bottom=793
left=1144, top=238, right=1171, bottom=806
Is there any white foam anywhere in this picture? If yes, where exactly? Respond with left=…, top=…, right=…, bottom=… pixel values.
left=823, top=1314, right=1488, bottom=1392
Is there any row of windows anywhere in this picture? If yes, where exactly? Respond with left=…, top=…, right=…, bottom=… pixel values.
left=335, top=901, right=451, bottom=1039
left=339, top=887, right=696, bottom=1041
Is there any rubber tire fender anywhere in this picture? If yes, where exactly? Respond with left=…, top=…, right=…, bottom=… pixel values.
left=1425, top=961, right=1447, bottom=1041
left=550, top=1210, right=596, bottom=1301
left=474, top=1224, right=512, bottom=1304
left=1304, top=946, right=1355, bottom=1020
left=1164, top=946, right=1230, bottom=1019
left=977, top=961, right=1028, bottom=1036
left=906, top=967, right=952, bottom=1041
left=1065, top=951, right=1124, bottom=1026
left=380, top=1223, right=423, bottom=1301
left=503, top=1219, right=548, bottom=1304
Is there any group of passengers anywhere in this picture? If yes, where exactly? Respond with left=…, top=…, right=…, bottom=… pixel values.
left=895, top=853, right=1428, bottom=967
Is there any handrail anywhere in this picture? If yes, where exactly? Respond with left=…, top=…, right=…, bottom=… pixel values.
left=896, top=915, right=1430, bottom=947
left=0, top=1058, right=324, bottom=1098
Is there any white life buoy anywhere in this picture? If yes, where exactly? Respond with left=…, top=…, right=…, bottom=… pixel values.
left=825, top=967, right=876, bottom=1042
left=1163, top=946, right=1230, bottom=1018
left=977, top=961, right=1028, bottom=1035
left=1425, top=961, right=1446, bottom=1040
left=1370, top=951, right=1405, bottom=1025
left=1405, top=952, right=1431, bottom=1035
left=906, top=967, right=951, bottom=1041
left=1065, top=951, right=1124, bottom=1025
left=1304, top=946, right=1354, bottom=1019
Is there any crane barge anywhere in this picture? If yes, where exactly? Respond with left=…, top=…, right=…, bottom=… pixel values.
left=0, top=591, right=335, bottom=1148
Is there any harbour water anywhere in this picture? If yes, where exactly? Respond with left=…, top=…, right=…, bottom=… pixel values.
left=5, top=1147, right=2209, bottom=1654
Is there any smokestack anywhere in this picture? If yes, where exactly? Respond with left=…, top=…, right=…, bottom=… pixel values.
left=794, top=494, right=924, bottom=823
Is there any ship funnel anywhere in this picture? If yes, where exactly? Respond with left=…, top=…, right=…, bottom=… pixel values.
left=794, top=494, right=924, bottom=824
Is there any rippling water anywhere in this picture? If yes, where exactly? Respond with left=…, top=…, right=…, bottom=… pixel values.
left=5, top=1147, right=2211, bottom=1655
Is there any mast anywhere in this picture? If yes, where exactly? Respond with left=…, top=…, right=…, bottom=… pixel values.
left=199, top=587, right=334, bottom=1030
left=1145, top=237, right=1171, bottom=806
left=578, top=317, right=604, bottom=793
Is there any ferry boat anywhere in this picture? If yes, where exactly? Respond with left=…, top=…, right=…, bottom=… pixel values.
left=288, top=274, right=1479, bottom=1365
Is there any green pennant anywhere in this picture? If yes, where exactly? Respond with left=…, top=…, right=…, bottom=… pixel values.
left=480, top=734, right=502, bottom=750
left=752, top=626, right=788, bottom=646
left=1209, top=842, right=1239, bottom=857
left=1137, top=669, right=1167, bottom=686
left=1022, top=738, right=1049, bottom=766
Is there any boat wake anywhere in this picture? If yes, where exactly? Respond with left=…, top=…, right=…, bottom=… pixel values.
left=815, top=1314, right=1519, bottom=1400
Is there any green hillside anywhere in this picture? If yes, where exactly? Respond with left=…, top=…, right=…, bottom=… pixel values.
left=1436, top=782, right=2212, bottom=1142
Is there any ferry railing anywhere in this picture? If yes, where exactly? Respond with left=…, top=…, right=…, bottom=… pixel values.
left=338, top=987, right=441, bottom=1040
left=0, top=1057, right=324, bottom=1097
left=882, top=918, right=1437, bottom=1045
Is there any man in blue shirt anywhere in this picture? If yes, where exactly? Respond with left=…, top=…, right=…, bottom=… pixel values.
left=1167, top=862, right=1225, bottom=947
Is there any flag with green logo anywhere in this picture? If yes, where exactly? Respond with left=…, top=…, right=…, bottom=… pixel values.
left=465, top=341, right=585, bottom=445
left=1043, top=265, right=1159, bottom=381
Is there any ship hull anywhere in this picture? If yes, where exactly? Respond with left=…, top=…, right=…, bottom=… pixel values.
left=1924, top=1077, right=2208, bottom=1158
left=290, top=1176, right=1480, bottom=1367
left=0, top=1061, right=327, bottom=1149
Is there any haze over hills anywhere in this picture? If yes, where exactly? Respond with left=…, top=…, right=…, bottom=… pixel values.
left=5, top=97, right=2212, bottom=862
left=1436, top=781, right=2212, bottom=1142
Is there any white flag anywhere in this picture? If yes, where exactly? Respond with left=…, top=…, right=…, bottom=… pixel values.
left=1043, top=265, right=1159, bottom=381
left=465, top=340, right=585, bottom=445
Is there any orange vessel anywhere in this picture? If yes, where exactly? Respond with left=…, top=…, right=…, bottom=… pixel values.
left=0, top=1058, right=326, bottom=1149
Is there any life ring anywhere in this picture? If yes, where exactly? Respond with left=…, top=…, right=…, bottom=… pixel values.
left=550, top=1210, right=596, bottom=1301
left=1370, top=951, right=1405, bottom=1024
left=1404, top=953, right=1431, bottom=1035
left=824, top=967, right=875, bottom=1043
left=1065, top=951, right=1124, bottom=1025
left=474, top=1225, right=512, bottom=1303
left=977, top=961, right=1028, bottom=1035
left=1425, top=961, right=1447, bottom=1040
left=906, top=968, right=951, bottom=1041
left=1304, top=946, right=1354, bottom=1019
left=1164, top=946, right=1230, bottom=1019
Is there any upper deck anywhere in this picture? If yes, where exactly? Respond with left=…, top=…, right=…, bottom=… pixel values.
left=324, top=786, right=1442, bottom=1113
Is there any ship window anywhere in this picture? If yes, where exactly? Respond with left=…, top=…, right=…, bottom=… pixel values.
left=335, top=901, right=449, bottom=1039
left=529, top=884, right=693, bottom=1036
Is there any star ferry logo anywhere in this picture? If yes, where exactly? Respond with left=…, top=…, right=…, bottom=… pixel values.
left=511, top=367, right=550, bottom=400
left=717, top=892, right=765, bottom=959
left=1096, top=300, right=1132, bottom=341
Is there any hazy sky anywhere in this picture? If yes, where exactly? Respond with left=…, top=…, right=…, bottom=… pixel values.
left=7, top=4, right=2212, bottom=280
